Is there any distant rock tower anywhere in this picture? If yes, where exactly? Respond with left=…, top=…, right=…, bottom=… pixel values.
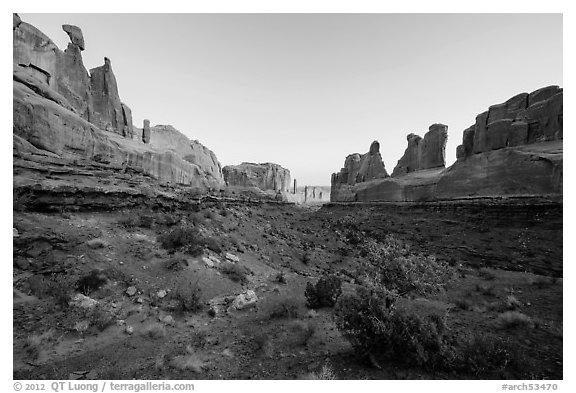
left=293, top=179, right=297, bottom=194
left=142, top=119, right=150, bottom=143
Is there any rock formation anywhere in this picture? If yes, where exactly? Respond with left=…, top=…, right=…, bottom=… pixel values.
left=13, top=19, right=93, bottom=121
left=331, top=141, right=388, bottom=187
left=149, top=124, right=223, bottom=181
left=457, top=85, right=562, bottom=159
left=13, top=14, right=224, bottom=189
left=121, top=103, right=134, bottom=138
left=223, top=163, right=291, bottom=192
left=392, top=124, right=447, bottom=176
left=143, top=120, right=151, bottom=143
left=89, top=58, right=125, bottom=134
left=330, top=88, right=562, bottom=202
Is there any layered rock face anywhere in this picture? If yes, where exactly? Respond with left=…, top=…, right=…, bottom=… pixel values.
left=13, top=14, right=224, bottom=189
left=13, top=18, right=93, bottom=121
left=149, top=125, right=223, bottom=182
left=331, top=141, right=388, bottom=187
left=392, top=124, right=447, bottom=176
left=330, top=87, right=562, bottom=202
left=89, top=57, right=125, bottom=134
left=457, top=86, right=562, bottom=159
left=223, top=163, right=291, bottom=192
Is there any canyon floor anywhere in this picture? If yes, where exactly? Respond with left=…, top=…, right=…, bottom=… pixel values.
left=12, top=198, right=563, bottom=380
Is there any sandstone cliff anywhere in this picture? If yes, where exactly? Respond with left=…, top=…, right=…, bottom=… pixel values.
left=331, top=141, right=389, bottom=187
left=13, top=14, right=224, bottom=189
left=330, top=88, right=562, bottom=202
left=392, top=124, right=447, bottom=177
left=223, top=163, right=291, bottom=192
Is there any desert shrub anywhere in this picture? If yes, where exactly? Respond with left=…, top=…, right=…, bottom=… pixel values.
left=27, top=274, right=72, bottom=307
left=456, top=334, right=530, bottom=377
left=302, top=364, right=336, bottom=380
left=171, top=278, right=203, bottom=313
left=478, top=267, right=496, bottom=280
left=76, top=269, right=108, bottom=295
left=23, top=330, right=55, bottom=360
left=530, top=275, right=558, bottom=289
left=157, top=226, right=210, bottom=256
left=274, top=271, right=287, bottom=284
left=357, top=235, right=454, bottom=296
left=143, top=323, right=167, bottom=339
left=288, top=320, right=316, bottom=346
left=505, top=295, right=522, bottom=310
left=163, top=256, right=188, bottom=271
left=334, top=286, right=454, bottom=369
left=301, top=252, right=310, bottom=265
left=454, top=298, right=473, bottom=311
left=476, top=283, right=497, bottom=297
left=496, top=311, right=534, bottom=329
left=220, top=263, right=250, bottom=284
left=117, top=214, right=153, bottom=229
left=88, top=304, right=115, bottom=332
left=305, top=274, right=342, bottom=309
left=268, top=298, right=300, bottom=319
left=203, top=237, right=222, bottom=253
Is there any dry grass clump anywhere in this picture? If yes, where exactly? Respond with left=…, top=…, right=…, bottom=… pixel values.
left=24, top=330, right=55, bottom=360
left=268, top=297, right=300, bottom=319
left=301, top=364, right=336, bottom=380
left=287, top=320, right=316, bottom=347
left=496, top=311, right=534, bottom=329
left=220, top=263, right=250, bottom=284
left=171, top=277, right=203, bottom=313
left=529, top=275, right=558, bottom=289
left=143, top=323, right=167, bottom=339
left=478, top=267, right=497, bottom=280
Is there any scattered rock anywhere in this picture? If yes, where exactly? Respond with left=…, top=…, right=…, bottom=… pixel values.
left=13, top=228, right=20, bottom=238
left=225, top=253, right=240, bottom=263
left=161, top=315, right=175, bottom=326
left=74, top=320, right=90, bottom=333
left=157, top=290, right=167, bottom=299
left=69, top=293, right=98, bottom=309
left=202, top=257, right=215, bottom=268
left=232, top=290, right=258, bottom=311
left=126, top=286, right=137, bottom=296
left=222, top=348, right=234, bottom=358
left=170, top=355, right=206, bottom=373
left=125, top=325, right=134, bottom=335
left=86, top=238, right=106, bottom=249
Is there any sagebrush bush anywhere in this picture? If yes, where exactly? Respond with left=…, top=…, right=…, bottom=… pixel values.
left=157, top=226, right=214, bottom=256
left=172, top=278, right=203, bottom=313
left=27, top=274, right=72, bottom=307
left=334, top=286, right=454, bottom=369
left=76, top=269, right=108, bottom=295
left=496, top=311, right=534, bottom=329
left=220, top=263, right=250, bottom=284
left=456, top=334, right=529, bottom=377
left=305, top=274, right=342, bottom=309
left=357, top=235, right=454, bottom=296
left=268, top=298, right=300, bottom=319
left=478, top=267, right=496, bottom=280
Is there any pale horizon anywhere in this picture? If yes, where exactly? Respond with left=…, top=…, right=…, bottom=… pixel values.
left=20, top=13, right=562, bottom=186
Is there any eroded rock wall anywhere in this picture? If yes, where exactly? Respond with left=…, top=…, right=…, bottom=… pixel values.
left=330, top=88, right=562, bottom=202
left=457, top=86, right=562, bottom=159
left=13, top=14, right=225, bottom=189
left=223, top=163, right=291, bottom=192
left=392, top=124, right=448, bottom=177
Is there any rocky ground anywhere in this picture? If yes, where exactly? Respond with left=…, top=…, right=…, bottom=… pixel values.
left=12, top=198, right=562, bottom=380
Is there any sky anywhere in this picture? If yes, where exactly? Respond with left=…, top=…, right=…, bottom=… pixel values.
left=19, top=13, right=562, bottom=186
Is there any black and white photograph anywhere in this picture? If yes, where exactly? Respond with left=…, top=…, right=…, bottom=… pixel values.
left=9, top=1, right=568, bottom=387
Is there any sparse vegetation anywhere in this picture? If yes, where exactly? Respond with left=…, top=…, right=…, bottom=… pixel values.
left=220, top=263, right=250, bottom=284
left=478, top=267, right=497, bottom=280
left=157, top=226, right=217, bottom=256
left=171, top=278, right=203, bottom=313
left=302, top=364, right=336, bottom=380
left=268, top=298, right=300, bottom=319
left=496, top=311, right=534, bottom=329
left=76, top=269, right=108, bottom=295
left=27, top=274, right=73, bottom=307
left=305, top=274, right=342, bottom=309
left=143, top=323, right=167, bottom=339
left=288, top=320, right=316, bottom=346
